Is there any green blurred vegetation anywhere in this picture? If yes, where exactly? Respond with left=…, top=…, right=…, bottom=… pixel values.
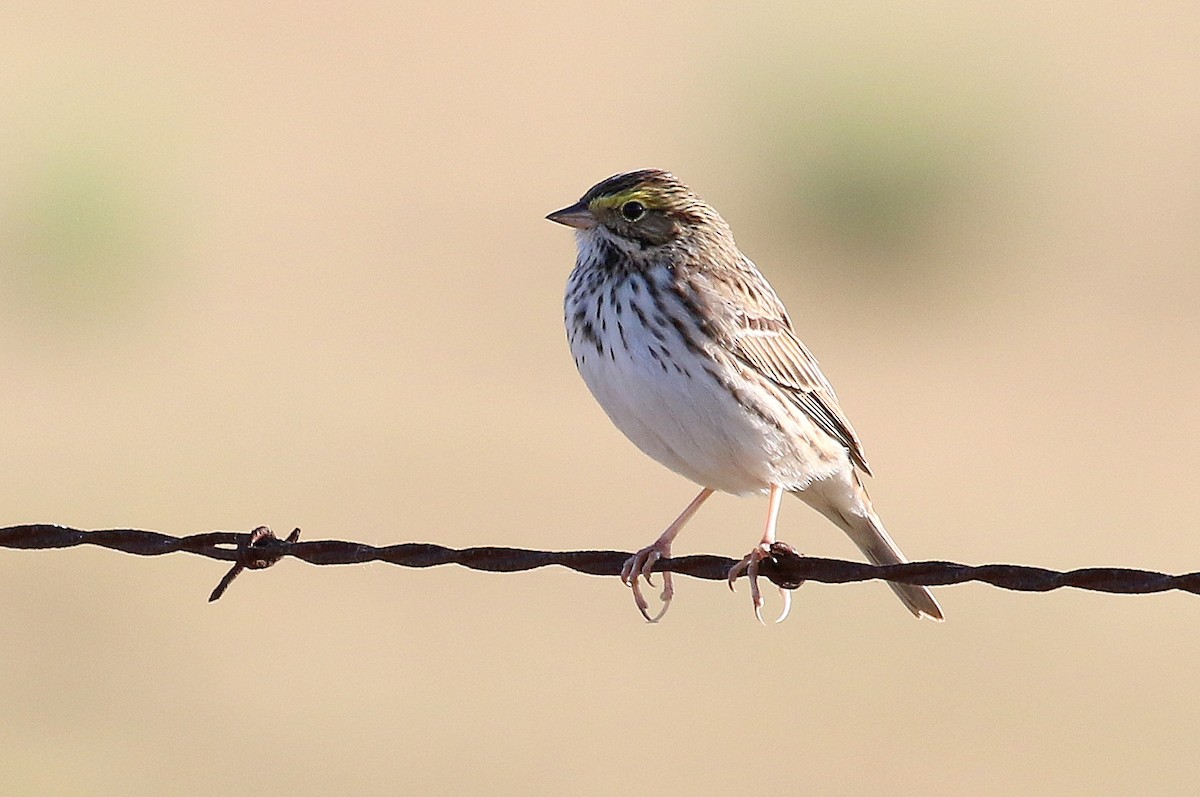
left=1, top=144, right=158, bottom=327
left=748, top=65, right=1008, bottom=259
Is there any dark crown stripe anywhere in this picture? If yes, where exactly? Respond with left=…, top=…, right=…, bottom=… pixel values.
left=581, top=169, right=678, bottom=203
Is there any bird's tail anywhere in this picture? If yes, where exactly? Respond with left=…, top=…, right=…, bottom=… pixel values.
left=794, top=473, right=944, bottom=621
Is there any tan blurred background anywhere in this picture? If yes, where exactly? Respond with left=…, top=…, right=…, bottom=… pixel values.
left=2, top=2, right=1199, bottom=794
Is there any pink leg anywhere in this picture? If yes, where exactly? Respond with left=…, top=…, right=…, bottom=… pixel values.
left=727, top=484, right=792, bottom=624
left=621, top=487, right=715, bottom=622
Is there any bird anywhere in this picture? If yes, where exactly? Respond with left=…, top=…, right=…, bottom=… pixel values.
left=546, top=169, right=942, bottom=624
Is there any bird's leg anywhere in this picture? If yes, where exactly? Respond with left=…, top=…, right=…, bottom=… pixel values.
left=727, top=483, right=789, bottom=624
left=621, top=487, right=715, bottom=622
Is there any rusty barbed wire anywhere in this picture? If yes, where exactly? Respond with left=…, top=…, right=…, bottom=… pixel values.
left=3, top=523, right=1199, bottom=602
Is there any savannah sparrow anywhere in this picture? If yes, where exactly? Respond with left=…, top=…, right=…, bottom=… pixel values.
left=547, top=169, right=943, bottom=624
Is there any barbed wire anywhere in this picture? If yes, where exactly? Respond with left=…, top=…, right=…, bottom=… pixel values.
left=3, top=523, right=1199, bottom=603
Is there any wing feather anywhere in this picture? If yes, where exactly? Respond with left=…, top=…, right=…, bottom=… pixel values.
left=696, top=261, right=873, bottom=475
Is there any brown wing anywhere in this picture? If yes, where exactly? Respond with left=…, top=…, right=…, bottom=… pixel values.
left=700, top=261, right=873, bottom=475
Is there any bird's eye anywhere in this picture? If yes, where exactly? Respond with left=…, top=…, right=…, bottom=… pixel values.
left=620, top=201, right=646, bottom=222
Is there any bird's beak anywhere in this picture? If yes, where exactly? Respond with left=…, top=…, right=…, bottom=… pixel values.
left=546, top=201, right=598, bottom=230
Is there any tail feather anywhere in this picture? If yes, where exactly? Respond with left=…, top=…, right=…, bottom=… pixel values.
left=851, top=520, right=944, bottom=621
left=794, top=473, right=944, bottom=621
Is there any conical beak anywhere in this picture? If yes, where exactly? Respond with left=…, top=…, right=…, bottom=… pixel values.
left=546, top=201, right=598, bottom=230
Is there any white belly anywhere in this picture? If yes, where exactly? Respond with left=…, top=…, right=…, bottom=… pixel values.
left=568, top=273, right=842, bottom=495
left=576, top=351, right=767, bottom=494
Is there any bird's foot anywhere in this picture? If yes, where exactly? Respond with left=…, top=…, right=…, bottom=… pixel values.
left=727, top=543, right=794, bottom=625
left=621, top=541, right=674, bottom=623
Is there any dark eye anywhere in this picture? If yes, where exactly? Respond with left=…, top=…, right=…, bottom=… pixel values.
left=620, top=201, right=646, bottom=222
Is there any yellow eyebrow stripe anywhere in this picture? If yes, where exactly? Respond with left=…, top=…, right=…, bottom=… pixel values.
left=590, top=188, right=655, bottom=212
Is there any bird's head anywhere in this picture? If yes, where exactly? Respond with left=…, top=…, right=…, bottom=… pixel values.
left=546, top=169, right=731, bottom=256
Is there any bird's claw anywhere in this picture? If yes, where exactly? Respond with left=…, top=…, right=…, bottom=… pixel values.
left=621, top=543, right=673, bottom=623
left=776, top=587, right=793, bottom=624
left=728, top=543, right=793, bottom=624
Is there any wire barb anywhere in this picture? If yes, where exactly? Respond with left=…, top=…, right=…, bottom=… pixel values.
left=3, top=523, right=1200, bottom=602
left=208, top=526, right=302, bottom=601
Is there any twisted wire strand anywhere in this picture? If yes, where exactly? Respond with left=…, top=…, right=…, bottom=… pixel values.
left=3, top=523, right=1199, bottom=601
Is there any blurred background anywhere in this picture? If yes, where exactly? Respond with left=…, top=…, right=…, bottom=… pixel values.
left=2, top=2, right=1198, bottom=794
